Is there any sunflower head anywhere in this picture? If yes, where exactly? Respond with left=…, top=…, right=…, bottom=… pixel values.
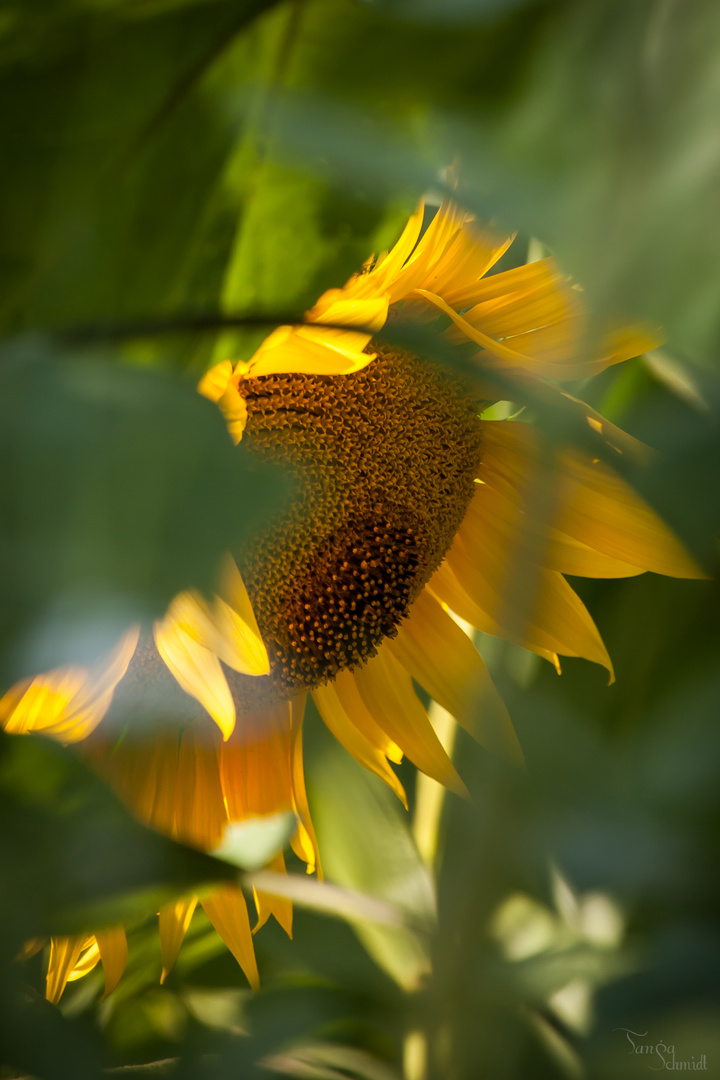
left=238, top=343, right=485, bottom=693
left=0, top=197, right=705, bottom=1006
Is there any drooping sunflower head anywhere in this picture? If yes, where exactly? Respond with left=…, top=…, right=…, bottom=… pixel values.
left=1, top=197, right=705, bottom=1004
left=238, top=344, right=485, bottom=693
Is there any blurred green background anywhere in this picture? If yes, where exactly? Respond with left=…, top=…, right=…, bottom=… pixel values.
left=1, top=0, right=719, bottom=1077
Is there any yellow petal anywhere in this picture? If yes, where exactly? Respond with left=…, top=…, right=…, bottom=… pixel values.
left=198, top=360, right=234, bottom=403
left=245, top=323, right=374, bottom=379
left=443, top=254, right=662, bottom=379
left=330, top=669, right=404, bottom=764
left=387, top=589, right=524, bottom=767
left=426, top=560, right=561, bottom=670
left=414, top=220, right=514, bottom=307
left=154, top=614, right=235, bottom=740
left=382, top=202, right=466, bottom=302
left=253, top=851, right=293, bottom=938
left=217, top=381, right=248, bottom=445
left=220, top=703, right=294, bottom=821
left=202, top=885, right=259, bottom=991
left=464, top=480, right=645, bottom=579
left=356, top=201, right=426, bottom=296
left=308, top=296, right=389, bottom=332
left=312, top=681, right=408, bottom=806
left=538, top=528, right=645, bottom=578
left=96, top=926, right=127, bottom=998
left=46, top=936, right=88, bottom=1004
left=214, top=556, right=270, bottom=676
left=159, top=897, right=197, bottom=983
left=1, top=669, right=87, bottom=736
left=97, top=730, right=180, bottom=835
left=289, top=695, right=322, bottom=877
left=66, top=939, right=101, bottom=981
left=18, top=937, right=46, bottom=961
left=318, top=201, right=426, bottom=310
left=446, top=531, right=613, bottom=677
left=555, top=453, right=705, bottom=578
left=174, top=729, right=227, bottom=851
left=0, top=627, right=138, bottom=744
left=58, top=627, right=140, bottom=742
left=479, top=420, right=705, bottom=579
left=352, top=648, right=468, bottom=796
left=413, top=287, right=543, bottom=369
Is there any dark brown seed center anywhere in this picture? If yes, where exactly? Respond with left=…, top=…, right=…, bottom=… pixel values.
left=236, top=346, right=484, bottom=693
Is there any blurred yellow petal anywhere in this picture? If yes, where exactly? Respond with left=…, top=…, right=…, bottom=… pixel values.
left=290, top=695, right=322, bottom=877
left=18, top=938, right=46, bottom=961
left=427, top=560, right=561, bottom=670
left=479, top=420, right=705, bottom=579
left=198, top=360, right=234, bottom=403
left=384, top=201, right=467, bottom=302
left=464, top=480, right=645, bottom=579
left=312, top=681, right=408, bottom=806
left=555, top=454, right=705, bottom=579
left=253, top=851, right=293, bottom=938
left=217, top=381, right=248, bottom=445
left=220, top=704, right=294, bottom=821
left=413, top=287, right=540, bottom=369
left=352, top=648, right=468, bottom=796
left=175, top=729, right=227, bottom=850
left=154, top=614, right=235, bottom=740
left=92, top=730, right=180, bottom=835
left=388, top=589, right=524, bottom=767
left=46, top=936, right=88, bottom=1004
left=159, top=897, right=197, bottom=983
left=0, top=628, right=138, bottom=743
left=542, top=531, right=645, bottom=578
left=1, top=669, right=86, bottom=736
left=202, top=885, right=259, bottom=991
left=414, top=222, right=514, bottom=307
left=67, top=939, right=100, bottom=981
left=96, top=926, right=127, bottom=998
left=446, top=531, right=613, bottom=677
left=165, top=563, right=268, bottom=680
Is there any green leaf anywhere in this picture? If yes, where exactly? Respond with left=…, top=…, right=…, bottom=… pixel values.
left=0, top=339, right=292, bottom=677
left=212, top=812, right=297, bottom=870
left=0, top=728, right=237, bottom=949
left=0, top=0, right=278, bottom=345
left=306, top=724, right=435, bottom=991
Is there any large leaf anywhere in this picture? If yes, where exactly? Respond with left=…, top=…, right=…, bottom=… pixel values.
left=306, top=717, right=435, bottom=991
left=0, top=728, right=237, bottom=948
left=0, top=0, right=278, bottom=346
left=0, top=339, right=291, bottom=677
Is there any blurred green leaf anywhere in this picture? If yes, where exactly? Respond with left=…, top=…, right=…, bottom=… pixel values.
left=263, top=1039, right=402, bottom=1080
left=257, top=0, right=720, bottom=361
left=369, top=0, right=539, bottom=25
left=0, top=0, right=279, bottom=337
left=307, top=725, right=435, bottom=991
left=213, top=812, right=297, bottom=871
left=0, top=338, right=292, bottom=677
left=212, top=159, right=413, bottom=362
left=0, top=728, right=237, bottom=948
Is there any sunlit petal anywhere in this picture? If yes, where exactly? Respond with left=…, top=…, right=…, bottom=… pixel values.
left=352, top=648, right=468, bottom=796
left=159, top=897, right=197, bottom=983
left=202, top=886, right=259, bottom=991
left=388, top=589, right=524, bottom=766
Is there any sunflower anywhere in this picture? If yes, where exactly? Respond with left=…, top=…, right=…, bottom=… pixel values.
left=0, top=200, right=703, bottom=1004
